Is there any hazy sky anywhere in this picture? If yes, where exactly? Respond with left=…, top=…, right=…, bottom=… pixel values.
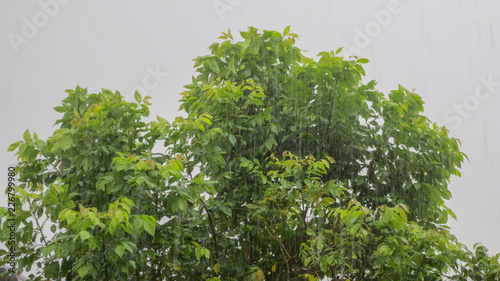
left=1, top=0, right=499, bottom=257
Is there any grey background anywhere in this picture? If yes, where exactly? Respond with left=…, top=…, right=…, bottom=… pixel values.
left=1, top=0, right=499, bottom=261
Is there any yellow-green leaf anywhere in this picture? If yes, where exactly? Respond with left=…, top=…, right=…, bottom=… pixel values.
left=79, top=230, right=92, bottom=241
left=213, top=263, right=221, bottom=274
left=256, top=269, right=265, bottom=281
left=304, top=257, right=312, bottom=267
left=7, top=141, right=23, bottom=152
left=23, top=130, right=31, bottom=141
left=283, top=25, right=291, bottom=36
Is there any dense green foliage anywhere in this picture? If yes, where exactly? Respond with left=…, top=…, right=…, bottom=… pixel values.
left=1, top=27, right=500, bottom=280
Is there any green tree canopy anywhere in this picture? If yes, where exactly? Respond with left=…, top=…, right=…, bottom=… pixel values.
left=1, top=27, right=499, bottom=281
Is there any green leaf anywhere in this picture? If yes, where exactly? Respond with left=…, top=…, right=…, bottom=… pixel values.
left=201, top=116, right=212, bottom=125
left=79, top=230, right=92, bottom=241
left=283, top=25, right=291, bottom=36
left=228, top=134, right=236, bottom=145
left=205, top=185, right=216, bottom=195
left=219, top=206, right=232, bottom=216
left=23, top=129, right=31, bottom=141
left=157, top=115, right=170, bottom=124
left=134, top=91, right=142, bottom=103
left=304, top=178, right=313, bottom=187
left=53, top=106, right=66, bottom=113
left=171, top=196, right=188, bottom=212
left=208, top=59, right=220, bottom=73
left=122, top=241, right=136, bottom=254
left=304, top=257, right=312, bottom=267
left=115, top=244, right=125, bottom=257
left=228, top=56, right=237, bottom=75
left=7, top=141, right=23, bottom=152
left=42, top=244, right=56, bottom=256
left=143, top=216, right=156, bottom=236
left=354, top=64, right=365, bottom=76
left=203, top=248, right=210, bottom=259
left=263, top=139, right=277, bottom=150
left=240, top=30, right=249, bottom=39
left=77, top=265, right=88, bottom=278
left=195, top=246, right=203, bottom=261
left=194, top=173, right=204, bottom=185
left=389, top=89, right=405, bottom=102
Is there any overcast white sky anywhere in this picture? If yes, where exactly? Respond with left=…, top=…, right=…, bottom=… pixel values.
left=1, top=0, right=499, bottom=258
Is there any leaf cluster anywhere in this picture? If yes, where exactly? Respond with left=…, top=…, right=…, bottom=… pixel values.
left=0, top=27, right=499, bottom=281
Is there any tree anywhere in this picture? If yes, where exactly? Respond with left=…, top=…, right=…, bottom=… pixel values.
left=1, top=88, right=212, bottom=280
left=1, top=26, right=500, bottom=280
